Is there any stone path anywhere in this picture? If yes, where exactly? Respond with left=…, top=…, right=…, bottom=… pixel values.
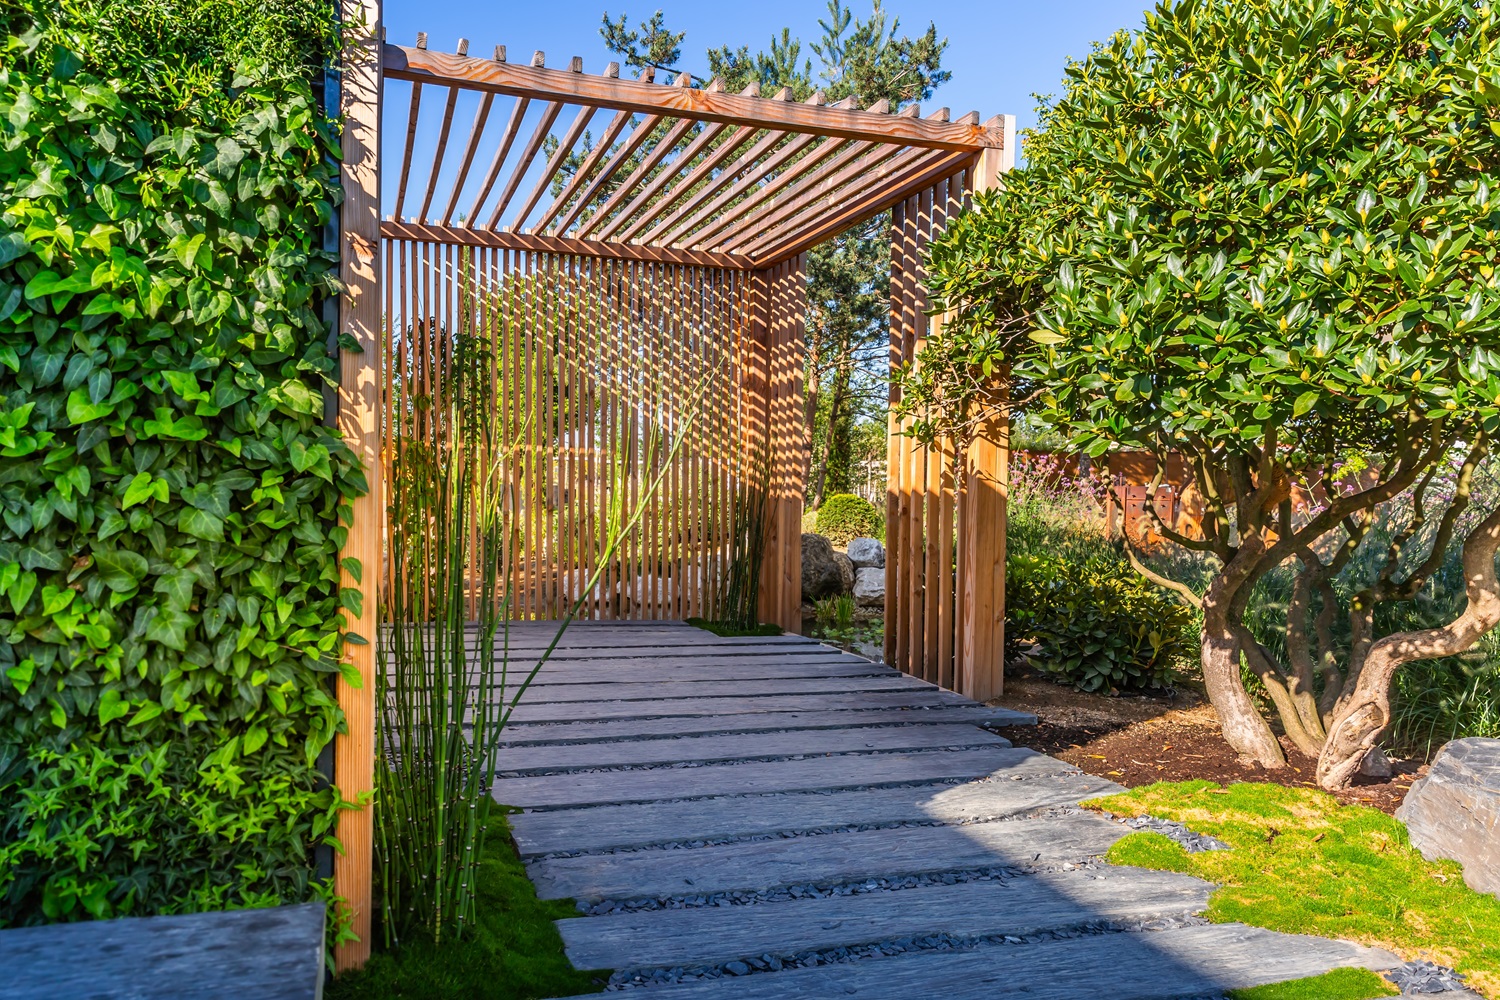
left=494, top=621, right=1400, bottom=998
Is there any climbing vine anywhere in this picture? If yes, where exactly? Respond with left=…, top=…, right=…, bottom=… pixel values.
left=0, top=0, right=365, bottom=925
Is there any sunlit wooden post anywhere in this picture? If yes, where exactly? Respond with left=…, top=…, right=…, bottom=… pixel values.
left=956, top=118, right=1016, bottom=703
left=334, top=0, right=383, bottom=972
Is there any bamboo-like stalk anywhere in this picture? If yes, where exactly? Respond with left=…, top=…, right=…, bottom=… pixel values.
left=719, top=445, right=772, bottom=628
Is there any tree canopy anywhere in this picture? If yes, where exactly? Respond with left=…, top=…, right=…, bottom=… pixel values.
left=907, top=0, right=1500, bottom=788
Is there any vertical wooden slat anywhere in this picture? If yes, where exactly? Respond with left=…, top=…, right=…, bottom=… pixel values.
left=957, top=130, right=1015, bottom=702
left=334, top=0, right=381, bottom=972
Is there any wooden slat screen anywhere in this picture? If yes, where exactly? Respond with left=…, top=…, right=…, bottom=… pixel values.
left=886, top=172, right=1004, bottom=698
left=383, top=237, right=763, bottom=621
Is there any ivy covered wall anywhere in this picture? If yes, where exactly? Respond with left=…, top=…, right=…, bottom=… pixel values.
left=0, top=0, right=366, bottom=924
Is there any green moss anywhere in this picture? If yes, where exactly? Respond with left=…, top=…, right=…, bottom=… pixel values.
left=685, top=617, right=783, bottom=637
left=328, top=809, right=605, bottom=1000
left=1225, top=968, right=1398, bottom=1000
left=1092, top=781, right=1500, bottom=998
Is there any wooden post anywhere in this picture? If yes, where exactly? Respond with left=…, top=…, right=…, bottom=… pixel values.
left=956, top=122, right=1015, bottom=703
left=334, top=0, right=382, bottom=973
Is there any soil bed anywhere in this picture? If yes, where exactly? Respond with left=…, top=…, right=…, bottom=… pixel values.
left=993, top=672, right=1424, bottom=814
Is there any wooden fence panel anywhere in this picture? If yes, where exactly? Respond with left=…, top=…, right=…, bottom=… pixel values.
left=382, top=240, right=760, bottom=620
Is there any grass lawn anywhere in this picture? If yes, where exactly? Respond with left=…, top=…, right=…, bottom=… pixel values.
left=1225, top=968, right=1397, bottom=999
left=1089, top=781, right=1500, bottom=998
left=685, top=616, right=783, bottom=637
left=327, top=808, right=607, bottom=1000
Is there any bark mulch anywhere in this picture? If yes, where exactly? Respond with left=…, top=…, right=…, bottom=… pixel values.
left=993, top=675, right=1424, bottom=815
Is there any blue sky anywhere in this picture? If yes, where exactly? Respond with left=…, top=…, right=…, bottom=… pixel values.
left=379, top=0, right=1159, bottom=223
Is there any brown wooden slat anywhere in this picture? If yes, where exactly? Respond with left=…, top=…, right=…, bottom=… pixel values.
left=486, top=100, right=564, bottom=229
left=380, top=222, right=756, bottom=269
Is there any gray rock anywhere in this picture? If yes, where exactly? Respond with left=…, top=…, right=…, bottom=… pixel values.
left=854, top=566, right=885, bottom=608
left=833, top=552, right=855, bottom=594
left=847, top=537, right=886, bottom=568
left=1395, top=738, right=1500, bottom=898
left=1360, top=746, right=1393, bottom=779
left=801, top=534, right=844, bottom=602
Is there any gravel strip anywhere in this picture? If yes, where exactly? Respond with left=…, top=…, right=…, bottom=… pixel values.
left=538, top=805, right=1095, bottom=859
left=1120, top=815, right=1230, bottom=852
left=578, top=860, right=1107, bottom=915
left=604, top=916, right=1211, bottom=989
left=499, top=743, right=1012, bottom=778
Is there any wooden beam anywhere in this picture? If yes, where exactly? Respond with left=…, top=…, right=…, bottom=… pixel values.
left=335, top=0, right=382, bottom=974
left=385, top=44, right=1005, bottom=150
left=681, top=136, right=861, bottom=251
left=531, top=106, right=633, bottom=234
left=613, top=123, right=757, bottom=242
left=381, top=220, right=757, bottom=269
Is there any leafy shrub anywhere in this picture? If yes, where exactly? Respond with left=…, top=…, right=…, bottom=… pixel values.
left=1007, top=554, right=1193, bottom=693
left=815, top=493, right=881, bottom=546
left=0, top=2, right=362, bottom=926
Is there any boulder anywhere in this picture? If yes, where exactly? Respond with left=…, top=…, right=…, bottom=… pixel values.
left=1359, top=747, right=1393, bottom=779
left=801, top=533, right=845, bottom=602
left=833, top=552, right=855, bottom=594
left=853, top=566, right=885, bottom=608
left=847, top=537, right=886, bottom=568
left=1395, top=738, right=1500, bottom=898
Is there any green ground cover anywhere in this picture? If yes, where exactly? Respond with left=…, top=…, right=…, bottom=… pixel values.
left=1226, top=968, right=1398, bottom=1000
left=1090, top=781, right=1500, bottom=998
left=328, top=808, right=605, bottom=1000
left=685, top=617, right=783, bottom=637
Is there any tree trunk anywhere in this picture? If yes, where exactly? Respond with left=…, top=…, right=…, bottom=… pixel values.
left=1197, top=531, right=1288, bottom=766
left=1202, top=601, right=1286, bottom=767
left=1316, top=504, right=1500, bottom=789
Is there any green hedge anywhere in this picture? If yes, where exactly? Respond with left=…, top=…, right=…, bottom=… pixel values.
left=1007, top=554, right=1193, bottom=693
left=814, top=493, right=881, bottom=547
left=0, top=1, right=364, bottom=927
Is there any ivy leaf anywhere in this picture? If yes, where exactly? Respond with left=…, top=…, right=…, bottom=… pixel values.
left=98, top=688, right=131, bottom=725
left=122, top=472, right=167, bottom=508
left=242, top=723, right=268, bottom=755
left=145, top=607, right=192, bottom=651
left=41, top=585, right=76, bottom=615
left=128, top=703, right=163, bottom=727
left=178, top=507, right=224, bottom=542
left=67, top=387, right=114, bottom=424
left=94, top=548, right=148, bottom=591
left=0, top=231, right=30, bottom=268
left=8, top=570, right=37, bottom=614
left=154, top=569, right=196, bottom=611
left=5, top=659, right=36, bottom=696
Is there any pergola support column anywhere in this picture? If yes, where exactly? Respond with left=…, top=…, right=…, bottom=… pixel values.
left=333, top=0, right=383, bottom=973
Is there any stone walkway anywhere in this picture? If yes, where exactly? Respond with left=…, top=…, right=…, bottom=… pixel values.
left=494, top=621, right=1399, bottom=999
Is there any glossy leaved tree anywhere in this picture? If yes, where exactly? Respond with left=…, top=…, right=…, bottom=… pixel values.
left=909, top=0, right=1500, bottom=789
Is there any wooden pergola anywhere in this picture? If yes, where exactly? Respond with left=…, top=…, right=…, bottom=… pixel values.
left=333, top=2, right=1014, bottom=969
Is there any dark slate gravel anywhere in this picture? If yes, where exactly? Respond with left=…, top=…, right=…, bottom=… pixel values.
left=603, top=915, right=1212, bottom=989
left=1121, top=815, right=1230, bottom=853
left=1387, top=960, right=1476, bottom=994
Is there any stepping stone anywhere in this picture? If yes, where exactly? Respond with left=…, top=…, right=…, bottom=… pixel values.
left=525, top=812, right=1127, bottom=902
left=505, top=689, right=996, bottom=724
left=556, top=922, right=1399, bottom=999
left=498, top=705, right=1032, bottom=746
left=510, top=772, right=1121, bottom=856
left=557, top=866, right=1213, bottom=972
left=494, top=747, right=1074, bottom=809
left=497, top=724, right=1011, bottom=774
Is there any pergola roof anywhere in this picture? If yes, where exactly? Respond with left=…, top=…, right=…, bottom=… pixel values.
left=382, top=37, right=1009, bottom=269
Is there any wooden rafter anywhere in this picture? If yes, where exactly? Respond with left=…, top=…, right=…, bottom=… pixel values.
left=382, top=221, right=756, bottom=269
left=385, top=44, right=1006, bottom=149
